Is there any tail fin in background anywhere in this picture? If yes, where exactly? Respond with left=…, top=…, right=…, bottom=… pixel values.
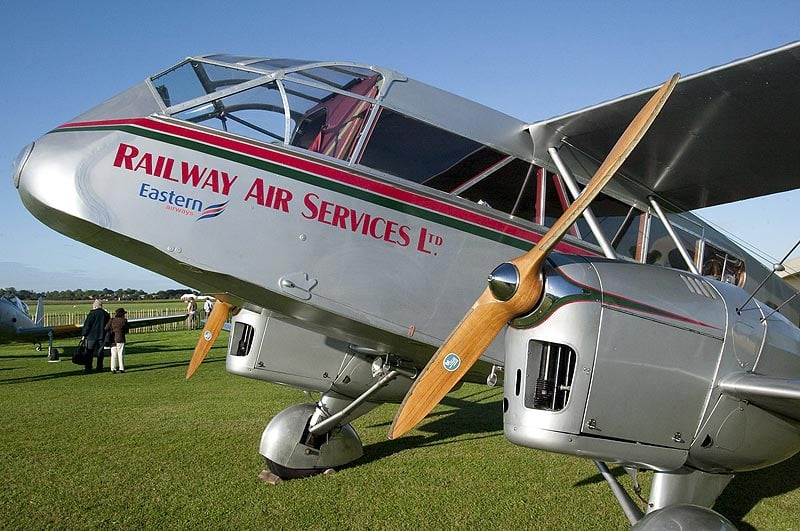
left=34, top=296, right=44, bottom=326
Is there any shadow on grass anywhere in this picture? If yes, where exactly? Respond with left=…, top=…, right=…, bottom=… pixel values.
left=570, top=449, right=800, bottom=529
left=131, top=356, right=224, bottom=374
left=0, top=353, right=47, bottom=360
left=714, top=452, right=800, bottom=530
left=0, top=349, right=224, bottom=384
left=351, top=390, right=505, bottom=470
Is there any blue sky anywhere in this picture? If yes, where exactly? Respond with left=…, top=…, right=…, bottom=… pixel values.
left=1, top=0, right=799, bottom=291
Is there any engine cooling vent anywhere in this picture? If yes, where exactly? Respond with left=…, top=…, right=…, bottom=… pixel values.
left=680, top=274, right=718, bottom=299
left=523, top=340, right=576, bottom=411
left=231, top=322, right=255, bottom=357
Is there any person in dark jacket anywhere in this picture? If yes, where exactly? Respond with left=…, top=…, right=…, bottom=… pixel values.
left=105, top=308, right=130, bottom=373
left=81, top=300, right=110, bottom=373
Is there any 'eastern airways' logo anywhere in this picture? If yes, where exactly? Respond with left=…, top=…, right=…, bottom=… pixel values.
left=137, top=182, right=227, bottom=221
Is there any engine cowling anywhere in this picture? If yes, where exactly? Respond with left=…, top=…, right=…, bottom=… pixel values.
left=503, top=253, right=800, bottom=474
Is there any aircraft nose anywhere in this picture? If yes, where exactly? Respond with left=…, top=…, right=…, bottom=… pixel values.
left=12, top=132, right=94, bottom=226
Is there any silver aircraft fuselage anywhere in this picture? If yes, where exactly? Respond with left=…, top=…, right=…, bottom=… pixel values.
left=13, top=54, right=798, bottom=386
left=12, top=58, right=599, bottom=383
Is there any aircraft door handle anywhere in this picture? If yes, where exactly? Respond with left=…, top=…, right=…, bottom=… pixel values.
left=279, top=272, right=318, bottom=300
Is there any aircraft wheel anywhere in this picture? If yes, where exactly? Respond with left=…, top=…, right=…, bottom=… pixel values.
left=264, top=458, right=321, bottom=479
left=633, top=504, right=735, bottom=530
left=260, top=403, right=364, bottom=479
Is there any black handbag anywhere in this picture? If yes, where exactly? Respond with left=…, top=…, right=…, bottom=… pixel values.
left=104, top=327, right=115, bottom=347
left=71, top=338, right=88, bottom=365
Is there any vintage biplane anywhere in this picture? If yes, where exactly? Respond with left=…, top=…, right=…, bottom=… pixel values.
left=0, top=291, right=187, bottom=359
left=12, top=41, right=800, bottom=526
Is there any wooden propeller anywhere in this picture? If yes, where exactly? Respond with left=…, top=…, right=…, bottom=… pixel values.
left=388, top=73, right=680, bottom=439
left=186, top=300, right=233, bottom=379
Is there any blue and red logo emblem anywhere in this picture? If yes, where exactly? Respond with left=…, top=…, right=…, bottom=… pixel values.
left=197, top=201, right=229, bottom=221
left=443, top=353, right=461, bottom=372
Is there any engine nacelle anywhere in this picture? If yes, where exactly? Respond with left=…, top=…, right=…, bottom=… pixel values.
left=225, top=306, right=412, bottom=402
left=503, top=254, right=800, bottom=474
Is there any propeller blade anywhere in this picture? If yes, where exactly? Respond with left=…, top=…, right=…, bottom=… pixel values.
left=389, top=73, right=680, bottom=439
left=186, top=301, right=233, bottom=379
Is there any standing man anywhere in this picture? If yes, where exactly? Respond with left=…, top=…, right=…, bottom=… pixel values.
left=186, top=297, right=197, bottom=330
left=81, top=299, right=110, bottom=373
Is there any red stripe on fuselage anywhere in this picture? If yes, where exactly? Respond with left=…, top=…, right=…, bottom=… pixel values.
left=60, top=117, right=595, bottom=256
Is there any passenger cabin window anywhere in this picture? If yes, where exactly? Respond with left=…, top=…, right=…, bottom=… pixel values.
left=458, top=160, right=537, bottom=215
left=458, top=166, right=571, bottom=229
left=155, top=60, right=700, bottom=265
left=701, top=244, right=746, bottom=286
left=458, top=165, right=649, bottom=254
left=575, top=196, right=644, bottom=260
left=645, top=217, right=699, bottom=270
left=358, top=108, right=508, bottom=187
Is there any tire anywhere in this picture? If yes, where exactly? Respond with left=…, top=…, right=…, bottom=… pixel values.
left=265, top=458, right=323, bottom=480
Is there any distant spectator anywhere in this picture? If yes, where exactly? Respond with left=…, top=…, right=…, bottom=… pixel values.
left=203, top=298, right=214, bottom=319
left=81, top=300, right=110, bottom=373
left=187, top=298, right=197, bottom=330
left=105, top=308, right=130, bottom=373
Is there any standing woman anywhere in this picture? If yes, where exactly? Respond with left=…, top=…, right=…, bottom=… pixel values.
left=105, top=308, right=129, bottom=374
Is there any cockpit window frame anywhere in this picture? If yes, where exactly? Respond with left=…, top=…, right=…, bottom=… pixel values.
left=149, top=58, right=386, bottom=156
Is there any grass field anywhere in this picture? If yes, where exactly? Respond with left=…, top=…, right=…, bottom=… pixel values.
left=1, top=328, right=799, bottom=529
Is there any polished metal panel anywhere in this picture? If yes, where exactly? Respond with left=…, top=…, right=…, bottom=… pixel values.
left=692, top=394, right=800, bottom=472
left=646, top=468, right=733, bottom=511
left=226, top=307, right=413, bottom=402
left=585, top=308, right=723, bottom=448
left=504, top=258, right=603, bottom=437
left=504, top=418, right=688, bottom=471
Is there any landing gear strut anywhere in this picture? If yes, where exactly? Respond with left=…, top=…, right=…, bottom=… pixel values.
left=260, top=357, right=416, bottom=479
left=46, top=331, right=60, bottom=362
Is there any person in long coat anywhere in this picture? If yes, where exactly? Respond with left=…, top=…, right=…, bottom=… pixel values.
left=81, top=299, right=110, bottom=373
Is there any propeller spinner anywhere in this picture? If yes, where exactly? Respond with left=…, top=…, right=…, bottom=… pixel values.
left=388, top=73, right=680, bottom=439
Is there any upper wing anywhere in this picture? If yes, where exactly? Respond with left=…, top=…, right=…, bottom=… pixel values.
left=719, top=373, right=800, bottom=423
left=528, top=41, right=800, bottom=211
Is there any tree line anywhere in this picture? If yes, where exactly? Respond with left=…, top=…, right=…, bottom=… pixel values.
left=2, top=287, right=195, bottom=302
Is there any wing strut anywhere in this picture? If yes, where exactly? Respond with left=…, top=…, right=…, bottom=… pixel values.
left=548, top=146, right=616, bottom=259
left=738, top=239, right=800, bottom=316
